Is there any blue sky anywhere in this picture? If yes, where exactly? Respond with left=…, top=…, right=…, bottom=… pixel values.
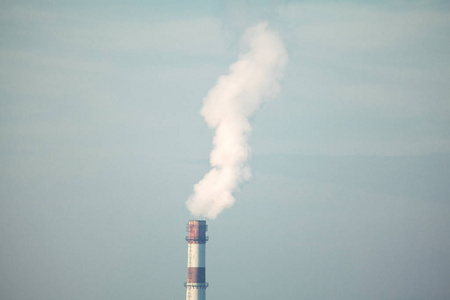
left=1, top=1, right=450, bottom=300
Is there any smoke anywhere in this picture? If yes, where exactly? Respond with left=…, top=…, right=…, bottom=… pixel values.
left=186, top=22, right=287, bottom=219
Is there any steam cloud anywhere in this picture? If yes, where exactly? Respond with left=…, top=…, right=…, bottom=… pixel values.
left=187, top=22, right=287, bottom=219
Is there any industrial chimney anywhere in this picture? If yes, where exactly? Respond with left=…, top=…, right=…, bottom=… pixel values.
left=185, top=220, right=208, bottom=300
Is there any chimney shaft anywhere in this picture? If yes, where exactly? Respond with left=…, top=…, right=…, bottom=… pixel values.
left=185, top=220, right=208, bottom=300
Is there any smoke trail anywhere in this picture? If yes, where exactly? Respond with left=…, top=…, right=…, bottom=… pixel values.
left=187, top=22, right=287, bottom=219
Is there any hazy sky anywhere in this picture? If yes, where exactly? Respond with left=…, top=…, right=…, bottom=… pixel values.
left=1, top=1, right=450, bottom=300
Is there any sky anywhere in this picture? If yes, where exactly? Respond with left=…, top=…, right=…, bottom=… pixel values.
left=1, top=1, right=450, bottom=300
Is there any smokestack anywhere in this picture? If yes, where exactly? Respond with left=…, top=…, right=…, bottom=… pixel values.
left=185, top=220, right=209, bottom=300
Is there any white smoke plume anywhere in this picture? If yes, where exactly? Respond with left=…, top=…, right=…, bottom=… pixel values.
left=187, top=22, right=287, bottom=219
